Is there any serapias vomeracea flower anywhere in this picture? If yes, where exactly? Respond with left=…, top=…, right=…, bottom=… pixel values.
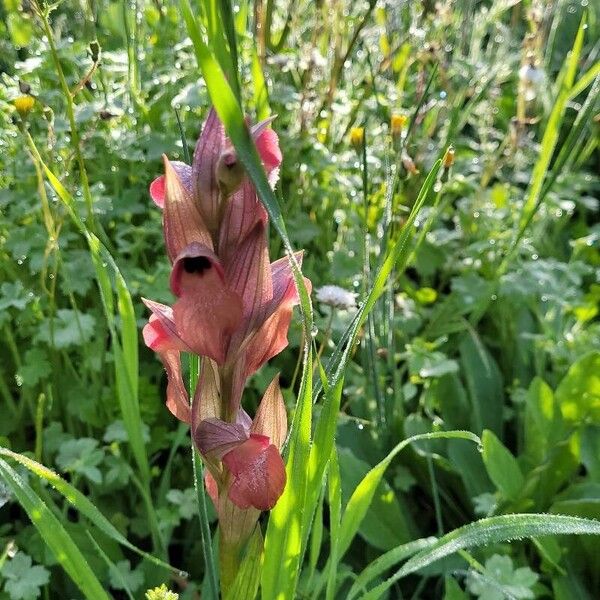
left=142, top=108, right=310, bottom=519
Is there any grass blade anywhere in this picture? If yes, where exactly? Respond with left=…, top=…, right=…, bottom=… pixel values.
left=347, top=537, right=438, bottom=600
left=311, top=431, right=480, bottom=598
left=0, top=459, right=112, bottom=600
left=0, top=448, right=180, bottom=574
left=363, top=514, right=600, bottom=600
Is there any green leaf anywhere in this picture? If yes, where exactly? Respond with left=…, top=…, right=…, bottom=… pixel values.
left=0, top=448, right=179, bottom=575
left=56, top=438, right=105, bottom=484
left=36, top=309, right=96, bottom=349
left=27, top=137, right=151, bottom=488
left=17, top=348, right=51, bottom=388
left=347, top=537, right=437, bottom=600
left=225, top=527, right=262, bottom=600
left=337, top=448, right=412, bottom=551
left=467, top=554, right=538, bottom=600
left=109, top=560, right=145, bottom=593
left=459, top=333, right=504, bottom=435
left=0, top=459, right=111, bottom=600
left=481, top=430, right=524, bottom=501
left=2, top=552, right=49, bottom=600
left=362, top=514, right=600, bottom=600
left=518, top=15, right=586, bottom=229
left=556, top=352, right=600, bottom=424
left=313, top=431, right=480, bottom=599
left=524, top=377, right=562, bottom=465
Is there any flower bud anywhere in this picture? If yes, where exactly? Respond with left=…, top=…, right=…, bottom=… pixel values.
left=216, top=148, right=245, bottom=197
left=442, top=145, right=455, bottom=169
left=349, top=127, right=364, bottom=149
left=391, top=114, right=408, bottom=138
left=14, top=95, right=35, bottom=118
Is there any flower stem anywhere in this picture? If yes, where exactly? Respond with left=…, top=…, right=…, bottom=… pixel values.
left=36, top=3, right=96, bottom=231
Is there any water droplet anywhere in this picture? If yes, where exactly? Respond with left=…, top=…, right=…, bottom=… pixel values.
left=357, top=423, right=364, bottom=430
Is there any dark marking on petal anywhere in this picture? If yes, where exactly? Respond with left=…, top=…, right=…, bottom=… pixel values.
left=183, top=256, right=212, bottom=275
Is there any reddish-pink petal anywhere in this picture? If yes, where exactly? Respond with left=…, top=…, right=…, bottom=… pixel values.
left=242, top=301, right=294, bottom=378
left=254, top=126, right=282, bottom=173
left=251, top=375, right=287, bottom=450
left=142, top=299, right=190, bottom=353
left=240, top=269, right=310, bottom=379
left=142, top=303, right=190, bottom=423
left=217, top=180, right=268, bottom=263
left=224, top=221, right=273, bottom=341
left=162, top=350, right=191, bottom=424
left=150, top=161, right=193, bottom=209
left=192, top=108, right=226, bottom=232
left=222, top=434, right=287, bottom=511
left=205, top=470, right=218, bottom=506
left=171, top=244, right=242, bottom=364
left=150, top=176, right=165, bottom=208
left=162, top=157, right=212, bottom=262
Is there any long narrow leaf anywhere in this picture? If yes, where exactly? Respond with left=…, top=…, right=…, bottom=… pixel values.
left=0, top=448, right=180, bottom=574
left=311, top=431, right=480, bottom=599
left=347, top=537, right=438, bottom=600
left=0, top=459, right=112, bottom=600
left=363, top=514, right=600, bottom=600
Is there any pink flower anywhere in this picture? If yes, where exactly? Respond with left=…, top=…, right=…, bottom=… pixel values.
left=143, top=108, right=309, bottom=513
left=197, top=376, right=287, bottom=511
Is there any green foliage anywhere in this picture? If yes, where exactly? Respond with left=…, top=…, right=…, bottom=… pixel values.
left=1, top=0, right=599, bottom=598
left=467, top=554, right=539, bottom=600
left=1, top=553, right=49, bottom=600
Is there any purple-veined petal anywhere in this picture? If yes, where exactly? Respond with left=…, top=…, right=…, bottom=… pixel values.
left=251, top=375, right=287, bottom=450
left=162, top=157, right=212, bottom=262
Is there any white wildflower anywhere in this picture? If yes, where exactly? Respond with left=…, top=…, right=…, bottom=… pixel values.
left=519, top=64, right=544, bottom=86
left=316, top=285, right=357, bottom=309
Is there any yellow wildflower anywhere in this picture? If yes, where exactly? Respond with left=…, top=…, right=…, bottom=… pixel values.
left=14, top=95, right=35, bottom=117
left=349, top=127, right=364, bottom=149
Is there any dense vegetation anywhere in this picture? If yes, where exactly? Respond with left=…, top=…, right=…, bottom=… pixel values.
left=1, top=0, right=599, bottom=598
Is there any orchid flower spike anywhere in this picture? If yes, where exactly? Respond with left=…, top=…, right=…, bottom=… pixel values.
left=143, top=108, right=310, bottom=516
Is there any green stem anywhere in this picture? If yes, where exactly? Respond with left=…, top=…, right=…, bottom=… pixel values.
left=37, top=5, right=96, bottom=230
left=190, top=355, right=219, bottom=599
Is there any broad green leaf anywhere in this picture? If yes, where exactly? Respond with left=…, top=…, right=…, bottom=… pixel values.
left=0, top=459, right=111, bottom=600
left=337, top=448, right=413, bottom=550
left=363, top=514, right=600, bottom=599
left=26, top=136, right=150, bottom=487
left=524, top=377, right=561, bottom=466
left=459, top=333, right=504, bottom=435
left=556, top=352, right=600, bottom=424
left=481, top=430, right=524, bottom=502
